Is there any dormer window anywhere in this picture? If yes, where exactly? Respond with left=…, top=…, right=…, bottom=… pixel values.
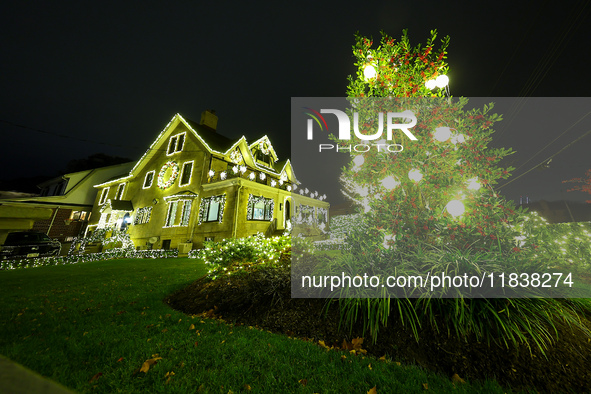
left=115, top=183, right=126, bottom=200
left=167, top=132, right=186, bottom=155
left=99, top=187, right=109, bottom=205
left=254, top=141, right=273, bottom=167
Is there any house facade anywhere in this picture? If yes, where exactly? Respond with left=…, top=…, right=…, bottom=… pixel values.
left=86, top=111, right=329, bottom=251
left=0, top=162, right=134, bottom=248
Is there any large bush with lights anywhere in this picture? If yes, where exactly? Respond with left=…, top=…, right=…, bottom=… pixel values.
left=327, top=30, right=591, bottom=349
left=189, top=234, right=291, bottom=279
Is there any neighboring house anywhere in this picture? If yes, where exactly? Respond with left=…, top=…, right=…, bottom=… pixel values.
left=0, top=162, right=134, bottom=244
left=87, top=110, right=329, bottom=251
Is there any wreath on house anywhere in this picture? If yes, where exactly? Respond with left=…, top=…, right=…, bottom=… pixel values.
left=230, top=149, right=243, bottom=164
left=259, top=141, right=270, bottom=155
left=157, top=160, right=179, bottom=190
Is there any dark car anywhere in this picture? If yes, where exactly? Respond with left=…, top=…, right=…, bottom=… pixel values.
left=0, top=231, right=61, bottom=260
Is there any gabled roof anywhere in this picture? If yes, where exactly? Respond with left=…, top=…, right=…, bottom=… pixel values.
left=95, top=113, right=294, bottom=187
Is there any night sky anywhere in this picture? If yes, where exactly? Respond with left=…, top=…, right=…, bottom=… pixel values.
left=1, top=1, right=590, bottom=204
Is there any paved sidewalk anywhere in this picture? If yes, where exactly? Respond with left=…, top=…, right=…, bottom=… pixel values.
left=0, top=355, right=75, bottom=394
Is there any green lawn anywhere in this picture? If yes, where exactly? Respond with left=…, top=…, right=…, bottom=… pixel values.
left=0, top=258, right=507, bottom=393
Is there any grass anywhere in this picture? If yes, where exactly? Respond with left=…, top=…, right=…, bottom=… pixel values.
left=0, top=258, right=508, bottom=393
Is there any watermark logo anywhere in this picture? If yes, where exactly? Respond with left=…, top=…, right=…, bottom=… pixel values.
left=304, top=108, right=417, bottom=153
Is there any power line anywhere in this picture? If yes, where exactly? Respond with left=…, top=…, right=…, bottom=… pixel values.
left=512, top=108, right=591, bottom=173
left=497, top=128, right=591, bottom=190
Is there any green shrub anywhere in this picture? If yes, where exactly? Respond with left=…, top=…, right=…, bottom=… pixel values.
left=190, top=233, right=291, bottom=279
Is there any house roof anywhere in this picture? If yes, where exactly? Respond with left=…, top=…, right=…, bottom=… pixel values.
left=183, top=118, right=236, bottom=152
left=95, top=113, right=296, bottom=187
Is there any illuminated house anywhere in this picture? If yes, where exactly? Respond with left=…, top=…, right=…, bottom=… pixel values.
left=0, top=162, right=133, bottom=247
left=86, top=110, right=329, bottom=251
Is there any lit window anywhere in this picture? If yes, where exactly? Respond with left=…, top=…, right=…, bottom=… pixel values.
left=167, top=132, right=186, bottom=155
left=164, top=200, right=192, bottom=227
left=99, top=188, right=109, bottom=205
left=143, top=171, right=155, bottom=188
left=247, top=195, right=274, bottom=221
left=179, top=161, right=194, bottom=186
left=115, top=183, right=125, bottom=200
left=198, top=195, right=226, bottom=224
left=134, top=207, right=152, bottom=225
left=207, top=200, right=220, bottom=221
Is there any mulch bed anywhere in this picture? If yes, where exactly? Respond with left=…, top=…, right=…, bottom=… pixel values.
left=165, top=270, right=591, bottom=393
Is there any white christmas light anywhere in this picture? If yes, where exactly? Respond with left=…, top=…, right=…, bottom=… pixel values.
left=363, top=64, right=377, bottom=80
left=271, top=180, right=277, bottom=187
left=383, top=234, right=395, bottom=249
left=435, top=74, right=449, bottom=88
left=433, top=127, right=452, bottom=142
left=446, top=200, right=465, bottom=217
left=232, top=165, right=239, bottom=174
left=287, top=186, right=292, bottom=191
left=259, top=172, right=266, bottom=180
left=249, top=172, right=255, bottom=180
left=467, top=177, right=480, bottom=191
left=220, top=171, right=227, bottom=180
left=208, top=170, right=215, bottom=177
left=240, top=166, right=247, bottom=173
left=408, top=169, right=423, bottom=182
left=380, top=176, right=400, bottom=190
left=353, top=155, right=365, bottom=167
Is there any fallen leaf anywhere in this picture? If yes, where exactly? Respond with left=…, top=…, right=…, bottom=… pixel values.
left=340, top=355, right=347, bottom=361
left=161, top=329, right=168, bottom=333
left=422, top=383, right=429, bottom=390
left=451, top=373, right=465, bottom=385
left=244, top=384, right=252, bottom=390
left=379, top=355, right=386, bottom=362
left=352, top=337, right=364, bottom=349
left=368, top=363, right=372, bottom=370
left=341, top=339, right=353, bottom=350
left=368, top=386, right=377, bottom=394
left=189, top=324, right=195, bottom=330
left=164, top=371, right=175, bottom=384
left=195, top=341, right=198, bottom=346
left=89, top=372, right=102, bottom=383
left=140, top=357, right=162, bottom=373
left=298, top=379, right=308, bottom=386
left=117, top=357, right=123, bottom=362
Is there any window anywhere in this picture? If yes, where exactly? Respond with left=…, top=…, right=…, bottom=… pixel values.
left=179, top=161, right=194, bottom=186
left=134, top=207, right=152, bottom=225
left=99, top=188, right=109, bottom=205
left=207, top=200, right=220, bottom=221
left=198, top=195, right=226, bottom=224
left=115, top=183, right=125, bottom=200
left=317, top=207, right=328, bottom=225
left=69, top=211, right=89, bottom=221
left=143, top=171, right=155, bottom=188
left=247, top=195, right=274, bottom=221
left=164, top=200, right=192, bottom=227
left=167, top=132, right=186, bottom=155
